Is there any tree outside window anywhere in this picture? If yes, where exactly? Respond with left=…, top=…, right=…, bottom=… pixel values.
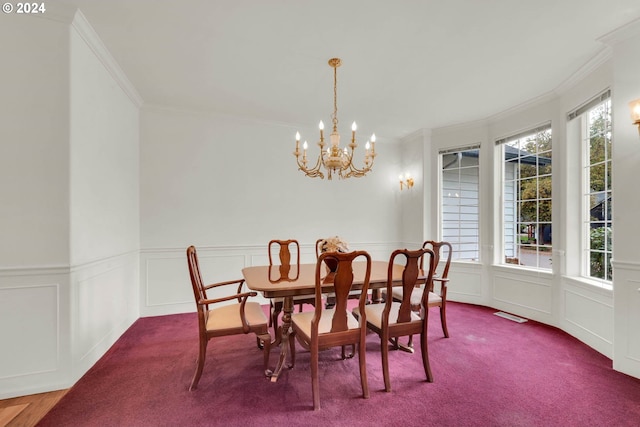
left=585, top=99, right=612, bottom=281
left=503, top=126, right=552, bottom=270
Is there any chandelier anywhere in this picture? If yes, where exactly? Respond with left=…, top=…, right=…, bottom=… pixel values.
left=293, top=58, right=376, bottom=180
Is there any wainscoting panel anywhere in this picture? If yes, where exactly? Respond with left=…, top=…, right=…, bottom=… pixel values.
left=492, top=268, right=553, bottom=322
left=0, top=267, right=71, bottom=399
left=613, top=261, right=640, bottom=378
left=447, top=262, right=483, bottom=304
left=145, top=255, right=192, bottom=307
left=625, top=278, right=640, bottom=362
left=0, top=284, right=59, bottom=378
left=141, top=246, right=256, bottom=317
left=71, top=252, right=140, bottom=377
left=562, top=284, right=613, bottom=357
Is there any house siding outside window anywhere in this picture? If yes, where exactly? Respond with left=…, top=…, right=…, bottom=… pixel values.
left=441, top=146, right=480, bottom=261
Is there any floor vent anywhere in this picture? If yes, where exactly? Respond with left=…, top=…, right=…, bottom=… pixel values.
left=494, top=311, right=528, bottom=323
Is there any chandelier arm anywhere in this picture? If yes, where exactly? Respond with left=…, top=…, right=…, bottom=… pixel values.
left=295, top=153, right=325, bottom=179
left=343, top=150, right=375, bottom=178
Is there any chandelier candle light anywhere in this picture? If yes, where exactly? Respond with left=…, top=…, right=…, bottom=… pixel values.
left=293, top=58, right=377, bottom=179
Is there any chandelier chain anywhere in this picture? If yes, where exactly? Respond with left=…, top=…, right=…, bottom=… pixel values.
left=332, top=65, right=338, bottom=132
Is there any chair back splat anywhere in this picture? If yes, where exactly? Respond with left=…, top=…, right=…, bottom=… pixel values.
left=266, top=239, right=313, bottom=332
left=268, top=239, right=300, bottom=267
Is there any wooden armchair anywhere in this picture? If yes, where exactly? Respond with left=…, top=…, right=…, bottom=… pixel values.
left=290, top=250, right=372, bottom=410
left=268, top=239, right=315, bottom=331
left=355, top=248, right=436, bottom=392
left=186, top=246, right=271, bottom=390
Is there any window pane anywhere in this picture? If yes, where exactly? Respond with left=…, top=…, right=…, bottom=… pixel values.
left=520, top=178, right=538, bottom=200
left=590, top=164, right=606, bottom=192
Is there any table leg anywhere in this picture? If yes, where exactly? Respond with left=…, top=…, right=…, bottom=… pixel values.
left=372, top=289, right=383, bottom=304
left=270, top=296, right=294, bottom=382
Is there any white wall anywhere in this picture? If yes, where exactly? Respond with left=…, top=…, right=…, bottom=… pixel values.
left=139, top=106, right=402, bottom=315
left=69, top=28, right=140, bottom=265
left=0, top=9, right=141, bottom=399
left=0, top=13, right=70, bottom=268
left=397, top=129, right=428, bottom=247
left=68, top=15, right=141, bottom=380
left=603, top=19, right=640, bottom=378
left=0, top=10, right=73, bottom=399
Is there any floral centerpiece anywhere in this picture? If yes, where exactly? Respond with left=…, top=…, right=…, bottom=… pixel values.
left=319, top=235, right=349, bottom=254
left=319, top=236, right=349, bottom=273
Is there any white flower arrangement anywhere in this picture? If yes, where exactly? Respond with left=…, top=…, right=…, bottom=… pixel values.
left=319, top=236, right=349, bottom=253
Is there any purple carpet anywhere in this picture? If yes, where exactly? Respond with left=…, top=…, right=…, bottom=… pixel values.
left=37, top=302, right=640, bottom=426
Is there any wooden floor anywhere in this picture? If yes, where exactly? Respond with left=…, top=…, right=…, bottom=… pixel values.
left=0, top=390, right=68, bottom=427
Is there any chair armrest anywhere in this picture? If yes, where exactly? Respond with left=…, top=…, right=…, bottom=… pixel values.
left=204, top=279, right=246, bottom=302
left=200, top=291, right=258, bottom=333
left=199, top=291, right=257, bottom=306
left=203, top=278, right=245, bottom=290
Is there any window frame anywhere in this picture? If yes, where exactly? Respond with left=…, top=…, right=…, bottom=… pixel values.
left=497, top=123, right=553, bottom=271
left=580, top=96, right=613, bottom=284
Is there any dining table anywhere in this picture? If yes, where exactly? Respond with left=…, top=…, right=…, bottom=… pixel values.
left=242, top=260, right=425, bottom=382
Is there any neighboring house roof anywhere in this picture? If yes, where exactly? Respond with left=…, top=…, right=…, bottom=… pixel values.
left=456, top=147, right=551, bottom=166
left=590, top=196, right=612, bottom=221
left=504, top=145, right=552, bottom=165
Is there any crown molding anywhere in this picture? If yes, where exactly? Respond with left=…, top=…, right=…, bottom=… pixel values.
left=30, top=1, right=77, bottom=24
left=598, top=17, right=640, bottom=46
left=70, top=10, right=143, bottom=108
left=398, top=128, right=431, bottom=145
left=553, top=47, right=612, bottom=95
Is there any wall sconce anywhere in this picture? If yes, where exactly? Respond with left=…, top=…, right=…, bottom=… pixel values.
left=630, top=99, right=640, bottom=135
left=399, top=173, right=414, bottom=191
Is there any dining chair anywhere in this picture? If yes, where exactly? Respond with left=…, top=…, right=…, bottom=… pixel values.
left=267, top=239, right=316, bottom=332
left=387, top=240, right=453, bottom=339
left=290, top=250, right=372, bottom=410
left=316, top=238, right=369, bottom=308
left=186, top=245, right=272, bottom=390
left=354, top=247, right=436, bottom=392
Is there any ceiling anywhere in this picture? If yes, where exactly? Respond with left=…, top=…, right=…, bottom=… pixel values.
left=65, top=0, right=640, bottom=142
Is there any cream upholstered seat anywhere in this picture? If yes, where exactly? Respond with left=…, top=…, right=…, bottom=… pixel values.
left=289, top=308, right=360, bottom=337
left=205, top=303, right=270, bottom=333
left=186, top=245, right=271, bottom=391
left=360, top=301, right=422, bottom=331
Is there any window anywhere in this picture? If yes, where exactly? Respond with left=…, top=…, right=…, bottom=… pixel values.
left=499, top=125, right=552, bottom=270
left=583, top=97, right=612, bottom=281
left=440, top=146, right=480, bottom=261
